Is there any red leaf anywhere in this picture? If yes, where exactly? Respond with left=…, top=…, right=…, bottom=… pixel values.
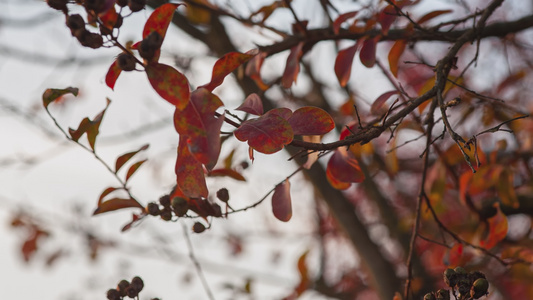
left=236, top=93, right=264, bottom=116
left=417, top=9, right=453, bottom=25
left=272, top=179, right=292, bottom=222
left=42, top=87, right=79, bottom=108
left=281, top=42, right=304, bottom=89
left=480, top=203, right=508, bottom=249
left=208, top=168, right=246, bottom=181
left=125, top=159, right=147, bottom=182
left=326, top=147, right=365, bottom=189
left=288, top=107, right=334, bottom=135
left=333, top=11, right=359, bottom=34
left=146, top=62, right=190, bottom=109
left=245, top=51, right=269, bottom=90
left=93, top=198, right=143, bottom=215
left=142, top=3, right=182, bottom=40
left=115, top=144, right=149, bottom=172
left=334, top=42, right=360, bottom=87
left=105, top=60, right=122, bottom=90
left=201, top=51, right=256, bottom=91
left=370, top=90, right=399, bottom=115
left=68, top=98, right=110, bottom=150
left=388, top=40, right=406, bottom=77
left=234, top=110, right=294, bottom=154
left=360, top=36, right=379, bottom=68
left=98, top=187, right=118, bottom=206
left=378, top=5, right=397, bottom=34
left=174, top=88, right=224, bottom=170
left=176, top=136, right=208, bottom=198
left=269, top=107, right=293, bottom=120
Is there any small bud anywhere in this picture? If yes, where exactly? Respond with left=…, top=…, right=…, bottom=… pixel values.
left=117, top=279, right=130, bottom=297
left=106, top=288, right=121, bottom=300
left=193, top=222, right=206, bottom=233
left=471, top=278, right=489, bottom=299
left=216, top=188, right=229, bottom=202
left=171, top=197, right=189, bottom=217
left=117, top=53, right=137, bottom=71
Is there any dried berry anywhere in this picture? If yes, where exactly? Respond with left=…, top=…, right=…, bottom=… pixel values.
left=443, top=268, right=457, bottom=287
left=146, top=202, right=160, bottom=216
left=193, top=222, right=206, bottom=233
left=159, top=195, right=171, bottom=208
left=117, top=279, right=130, bottom=297
left=117, top=53, right=137, bottom=71
left=138, top=31, right=163, bottom=61
left=84, top=0, right=107, bottom=13
left=171, top=197, right=189, bottom=217
left=211, top=203, right=222, bottom=218
left=66, top=14, right=86, bottom=36
left=114, top=14, right=123, bottom=29
left=216, top=188, right=229, bottom=202
left=77, top=30, right=104, bottom=49
left=125, top=285, right=138, bottom=298
left=47, top=0, right=68, bottom=11
left=116, top=0, right=128, bottom=7
left=457, top=279, right=471, bottom=297
left=160, top=209, right=172, bottom=221
left=128, top=0, right=146, bottom=12
left=470, top=278, right=489, bottom=299
left=106, top=288, right=121, bottom=300
left=130, top=276, right=144, bottom=292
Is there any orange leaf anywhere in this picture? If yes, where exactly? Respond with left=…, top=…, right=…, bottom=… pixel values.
left=281, top=42, right=304, bottom=89
left=105, top=60, right=122, bottom=90
left=417, top=9, right=453, bottom=25
left=42, top=87, right=79, bottom=108
left=360, top=36, right=379, bottom=68
left=334, top=42, right=359, bottom=87
left=68, top=98, right=110, bottom=150
left=326, top=147, right=365, bottom=189
left=333, top=11, right=359, bottom=34
left=146, top=62, right=190, bottom=109
left=480, top=203, right=508, bottom=249
left=125, top=159, right=147, bottom=182
left=287, top=107, right=335, bottom=135
left=176, top=136, right=208, bottom=198
left=142, top=3, right=181, bottom=40
left=302, top=135, right=321, bottom=169
left=93, top=198, right=143, bottom=215
left=98, top=187, right=118, bottom=206
left=272, top=179, right=292, bottom=222
left=173, top=88, right=224, bottom=170
left=208, top=168, right=246, bottom=181
left=370, top=90, right=399, bottom=115
left=388, top=40, right=406, bottom=77
left=201, top=51, right=256, bottom=91
left=234, top=109, right=294, bottom=154
left=237, top=93, right=264, bottom=116
left=115, top=144, right=149, bottom=172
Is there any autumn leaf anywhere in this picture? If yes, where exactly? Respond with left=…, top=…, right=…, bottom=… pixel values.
left=208, top=168, right=246, bottom=181
left=272, top=179, right=292, bottom=222
left=125, top=159, right=147, bottom=182
left=370, top=90, right=399, bottom=115
left=388, top=40, right=406, bottom=77
left=245, top=52, right=269, bottom=91
left=142, top=3, right=182, bottom=40
left=93, top=198, right=144, bottom=215
left=334, top=42, right=360, bottom=87
left=236, top=93, right=264, bottom=116
left=115, top=144, right=149, bottom=172
left=175, top=136, right=209, bottom=198
left=326, top=147, right=365, bottom=189
left=480, top=203, right=508, bottom=249
left=333, top=11, right=359, bottom=34
left=378, top=5, right=397, bottom=34
left=146, top=62, right=190, bottom=109
left=105, top=59, right=122, bottom=90
left=360, top=36, right=380, bottom=68
left=42, top=87, right=79, bottom=108
left=417, top=9, right=453, bottom=25
left=302, top=135, right=321, bottom=169
left=201, top=51, right=257, bottom=91
left=288, top=107, right=334, bottom=135
left=98, top=187, right=118, bottom=206
left=234, top=109, right=294, bottom=154
left=173, top=88, right=224, bottom=170
left=68, top=98, right=110, bottom=150
left=281, top=42, right=304, bottom=89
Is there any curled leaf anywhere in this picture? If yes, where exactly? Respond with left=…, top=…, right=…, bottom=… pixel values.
left=281, top=42, right=304, bottom=89
left=201, top=51, right=256, bottom=91
left=115, top=144, right=149, bottom=172
left=42, top=87, right=79, bottom=108
left=237, top=93, right=264, bottom=116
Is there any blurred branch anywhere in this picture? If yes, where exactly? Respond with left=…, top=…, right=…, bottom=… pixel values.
left=0, top=45, right=110, bottom=67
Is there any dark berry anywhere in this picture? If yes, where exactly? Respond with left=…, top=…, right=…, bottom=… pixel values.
left=125, top=285, right=138, bottom=298
left=128, top=0, right=146, bottom=12
left=159, top=195, right=171, bottom=208
left=117, top=279, right=130, bottom=297
left=131, top=276, right=144, bottom=292
left=192, top=222, right=206, bottom=233
left=117, top=53, right=137, bottom=71
left=138, top=32, right=163, bottom=61
left=84, top=0, right=106, bottom=13
left=66, top=14, right=85, bottom=36
left=160, top=209, right=172, bottom=221
left=47, top=0, right=68, bottom=11
left=116, top=0, right=128, bottom=7
left=146, top=202, right=160, bottom=216
left=216, top=188, right=229, bottom=202
left=106, top=288, right=121, bottom=300
left=171, top=197, right=189, bottom=217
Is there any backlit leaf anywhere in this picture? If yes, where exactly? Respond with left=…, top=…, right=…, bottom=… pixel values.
left=272, top=179, right=292, bottom=222
left=142, top=3, right=181, bottom=40
left=115, top=144, right=149, bottom=172
left=176, top=136, right=208, bottom=198
left=334, top=42, right=359, bottom=87
left=68, top=98, right=110, bottom=150
left=201, top=51, right=256, bottom=91
left=388, top=40, right=406, bottom=77
left=281, top=42, right=304, bottom=89
left=174, top=88, right=224, bottom=170
left=480, top=203, right=508, bottom=249
left=208, top=168, right=246, bottom=181
left=237, top=93, right=264, bottom=116
left=360, top=36, right=379, bottom=68
left=333, top=11, right=359, bottom=34
left=326, top=147, right=365, bottom=189
left=234, top=110, right=294, bottom=154
left=302, top=135, right=320, bottom=169
left=185, top=0, right=212, bottom=24
left=42, top=87, right=79, bottom=108
left=370, top=90, right=399, bottom=115
left=146, top=62, right=190, bottom=109
left=105, top=59, right=122, bottom=90
left=125, top=159, right=147, bottom=182
left=288, top=107, right=334, bottom=135
left=93, top=198, right=143, bottom=215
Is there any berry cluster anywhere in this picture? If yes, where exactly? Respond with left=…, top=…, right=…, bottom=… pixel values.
left=146, top=195, right=190, bottom=221
left=424, top=267, right=489, bottom=300
left=106, top=276, right=157, bottom=300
